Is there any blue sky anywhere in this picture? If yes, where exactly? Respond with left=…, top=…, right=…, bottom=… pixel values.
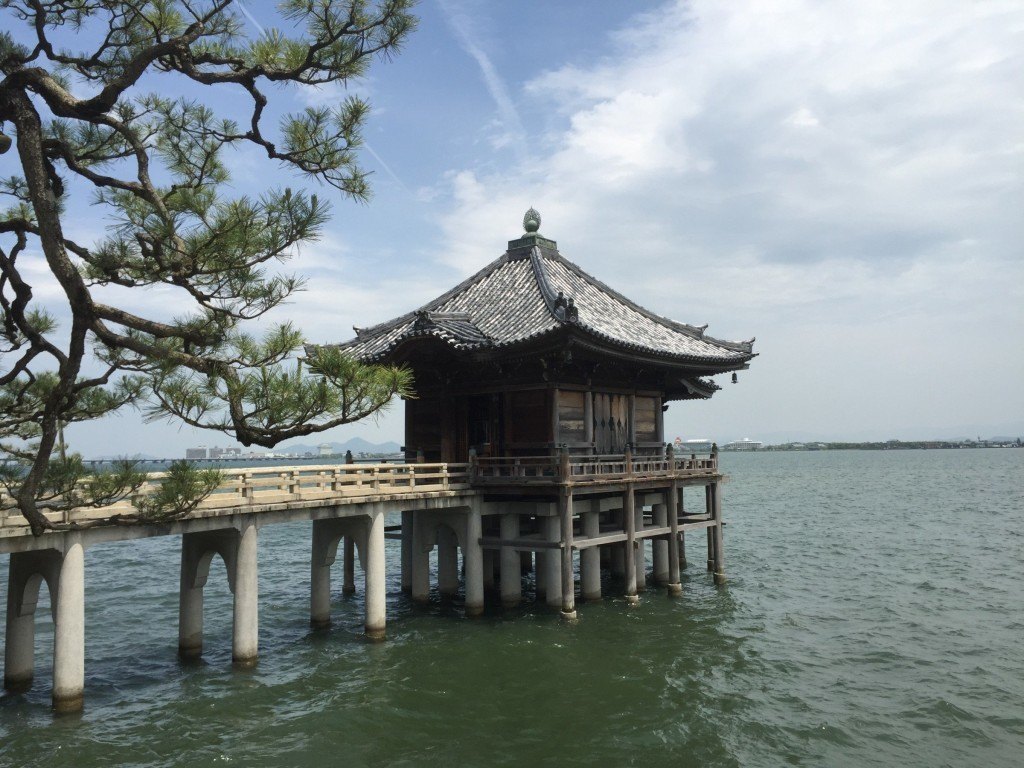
left=5, top=0, right=1022, bottom=455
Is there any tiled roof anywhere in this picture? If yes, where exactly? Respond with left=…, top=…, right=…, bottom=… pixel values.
left=326, top=235, right=755, bottom=367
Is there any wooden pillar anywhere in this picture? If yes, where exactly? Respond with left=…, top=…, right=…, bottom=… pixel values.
left=623, top=485, right=638, bottom=604
left=400, top=510, right=413, bottom=593
left=411, top=517, right=431, bottom=603
left=581, top=505, right=601, bottom=601
left=500, top=513, right=521, bottom=608
left=543, top=515, right=562, bottom=608
left=584, top=391, right=594, bottom=448
left=712, top=482, right=726, bottom=585
left=652, top=502, right=669, bottom=584
left=559, top=487, right=576, bottom=620
left=667, top=481, right=682, bottom=595
left=482, top=549, right=495, bottom=590
left=706, top=484, right=715, bottom=571
left=437, top=526, right=460, bottom=597
left=342, top=536, right=356, bottom=595
left=610, top=508, right=625, bottom=578
left=678, top=484, right=687, bottom=569
left=634, top=505, right=646, bottom=592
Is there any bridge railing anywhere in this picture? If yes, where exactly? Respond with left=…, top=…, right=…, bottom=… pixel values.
left=0, top=462, right=471, bottom=528
left=470, top=449, right=717, bottom=484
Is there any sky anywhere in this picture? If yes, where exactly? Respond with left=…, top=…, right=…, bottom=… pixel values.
left=3, top=0, right=1023, bottom=456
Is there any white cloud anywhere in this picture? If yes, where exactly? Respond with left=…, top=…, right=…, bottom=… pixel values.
left=429, top=0, right=1024, bottom=436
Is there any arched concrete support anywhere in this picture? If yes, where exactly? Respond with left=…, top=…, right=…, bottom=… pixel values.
left=309, top=511, right=388, bottom=638
left=4, top=548, right=61, bottom=693
left=180, top=527, right=241, bottom=661
left=408, top=505, right=483, bottom=614
left=581, top=505, right=601, bottom=602
left=652, top=503, right=669, bottom=585
left=179, top=524, right=259, bottom=667
left=500, top=513, right=521, bottom=608
left=437, top=525, right=460, bottom=598
left=310, top=518, right=344, bottom=629
left=4, top=542, right=84, bottom=712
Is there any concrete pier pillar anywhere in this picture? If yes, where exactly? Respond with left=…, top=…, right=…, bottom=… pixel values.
left=437, top=526, right=460, bottom=598
left=634, top=505, right=647, bottom=592
left=411, top=516, right=431, bottom=603
left=559, top=489, right=576, bottom=620
left=342, top=536, right=356, bottom=595
left=543, top=515, right=561, bottom=608
left=232, top=523, right=259, bottom=667
left=581, top=509, right=601, bottom=601
left=52, top=538, right=85, bottom=713
left=310, top=519, right=340, bottom=629
left=624, top=487, right=638, bottom=604
left=401, top=511, right=413, bottom=593
left=712, top=483, right=726, bottom=585
left=652, top=503, right=669, bottom=585
left=463, top=510, right=484, bottom=617
left=667, top=482, right=682, bottom=596
left=500, top=513, right=521, bottom=608
left=363, top=511, right=387, bottom=639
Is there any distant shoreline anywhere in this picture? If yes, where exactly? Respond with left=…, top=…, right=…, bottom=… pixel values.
left=755, top=439, right=1021, bottom=451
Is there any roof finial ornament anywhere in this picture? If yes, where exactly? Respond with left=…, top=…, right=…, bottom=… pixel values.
left=523, top=207, right=541, bottom=234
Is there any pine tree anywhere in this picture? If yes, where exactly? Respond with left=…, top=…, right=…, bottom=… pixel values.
left=0, top=1, right=417, bottom=534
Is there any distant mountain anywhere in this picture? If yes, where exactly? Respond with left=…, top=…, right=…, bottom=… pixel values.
left=92, top=452, right=159, bottom=461
left=280, top=437, right=402, bottom=455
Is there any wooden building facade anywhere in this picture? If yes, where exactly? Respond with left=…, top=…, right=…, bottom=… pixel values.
left=330, top=209, right=755, bottom=464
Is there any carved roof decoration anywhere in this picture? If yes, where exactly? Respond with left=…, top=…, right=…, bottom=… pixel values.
left=321, top=216, right=756, bottom=370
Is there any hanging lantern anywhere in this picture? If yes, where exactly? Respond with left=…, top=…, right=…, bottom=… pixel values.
left=731, top=373, right=738, bottom=384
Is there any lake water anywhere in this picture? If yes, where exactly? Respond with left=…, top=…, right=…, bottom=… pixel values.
left=1, top=449, right=1022, bottom=767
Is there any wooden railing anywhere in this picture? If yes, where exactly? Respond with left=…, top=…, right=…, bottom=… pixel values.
left=470, top=448, right=717, bottom=484
left=0, top=463, right=470, bottom=529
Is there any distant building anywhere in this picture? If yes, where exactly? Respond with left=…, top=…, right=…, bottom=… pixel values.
left=185, top=446, right=207, bottom=460
left=318, top=443, right=333, bottom=457
left=722, top=438, right=762, bottom=451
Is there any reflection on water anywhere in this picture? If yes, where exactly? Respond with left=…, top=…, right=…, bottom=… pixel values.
left=1, top=449, right=1022, bottom=767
